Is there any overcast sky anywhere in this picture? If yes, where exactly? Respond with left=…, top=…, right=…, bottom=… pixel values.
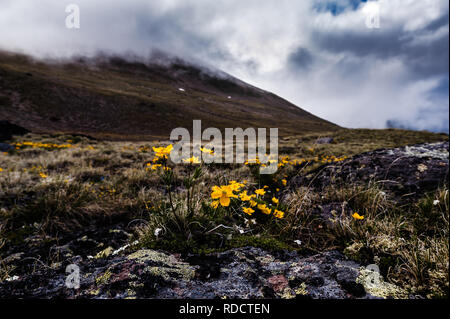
left=0, top=0, right=448, bottom=132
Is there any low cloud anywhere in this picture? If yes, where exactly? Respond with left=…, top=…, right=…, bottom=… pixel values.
left=0, top=0, right=448, bottom=132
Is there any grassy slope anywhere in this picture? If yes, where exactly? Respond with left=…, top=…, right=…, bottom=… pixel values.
left=0, top=51, right=338, bottom=140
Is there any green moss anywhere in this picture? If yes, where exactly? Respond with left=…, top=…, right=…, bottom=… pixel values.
left=227, top=235, right=292, bottom=252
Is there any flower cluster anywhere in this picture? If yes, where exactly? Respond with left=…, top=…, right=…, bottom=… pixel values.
left=146, top=144, right=174, bottom=171
left=146, top=145, right=215, bottom=171
left=13, top=141, right=74, bottom=151
left=90, top=185, right=118, bottom=199
left=152, top=144, right=173, bottom=159
left=244, top=157, right=277, bottom=168
left=146, top=162, right=171, bottom=171
left=318, top=155, right=348, bottom=164
left=210, top=181, right=285, bottom=219
left=245, top=154, right=348, bottom=169
left=21, top=165, right=48, bottom=179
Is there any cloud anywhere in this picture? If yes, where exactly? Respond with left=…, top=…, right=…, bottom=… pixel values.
left=0, top=0, right=448, bottom=132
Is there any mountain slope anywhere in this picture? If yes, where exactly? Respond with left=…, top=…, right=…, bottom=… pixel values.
left=0, top=51, right=339, bottom=140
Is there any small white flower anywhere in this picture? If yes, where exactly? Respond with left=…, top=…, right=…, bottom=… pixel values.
left=6, top=275, right=19, bottom=282
left=178, top=88, right=185, bottom=92
left=433, top=200, right=440, bottom=206
left=294, top=240, right=302, bottom=246
left=154, top=228, right=163, bottom=237
left=235, top=226, right=245, bottom=234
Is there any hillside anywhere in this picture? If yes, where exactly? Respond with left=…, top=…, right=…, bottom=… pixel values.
left=0, top=51, right=338, bottom=140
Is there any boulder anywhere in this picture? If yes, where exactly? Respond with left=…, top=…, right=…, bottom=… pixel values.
left=0, top=120, right=29, bottom=141
left=293, top=142, right=449, bottom=200
left=0, top=143, right=13, bottom=152
left=316, top=137, right=334, bottom=144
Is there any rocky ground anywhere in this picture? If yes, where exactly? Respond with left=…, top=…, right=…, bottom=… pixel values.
left=0, top=246, right=405, bottom=299
left=0, top=141, right=448, bottom=299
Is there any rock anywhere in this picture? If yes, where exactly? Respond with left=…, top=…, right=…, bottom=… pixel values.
left=0, top=120, right=29, bottom=141
left=0, top=247, right=403, bottom=299
left=293, top=142, right=449, bottom=200
left=0, top=143, right=13, bottom=152
left=316, top=137, right=334, bottom=144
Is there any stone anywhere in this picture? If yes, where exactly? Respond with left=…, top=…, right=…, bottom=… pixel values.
left=0, top=143, right=13, bottom=152
left=316, top=137, right=334, bottom=144
left=293, top=142, right=449, bottom=200
left=0, top=120, right=29, bottom=141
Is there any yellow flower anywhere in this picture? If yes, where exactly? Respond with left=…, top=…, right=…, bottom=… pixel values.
left=272, top=197, right=279, bottom=204
left=228, top=181, right=244, bottom=192
left=245, top=158, right=261, bottom=165
left=352, top=212, right=365, bottom=220
left=281, top=156, right=290, bottom=164
left=239, top=191, right=252, bottom=202
left=182, top=156, right=201, bottom=164
left=153, top=144, right=173, bottom=158
left=211, top=201, right=220, bottom=209
left=255, top=188, right=266, bottom=196
left=200, top=147, right=214, bottom=155
left=273, top=210, right=285, bottom=219
left=281, top=179, right=287, bottom=186
left=211, top=185, right=237, bottom=207
left=249, top=200, right=258, bottom=208
left=151, top=164, right=162, bottom=170
left=39, top=172, right=48, bottom=179
left=243, top=207, right=255, bottom=216
left=258, top=204, right=271, bottom=215
left=0, top=168, right=3, bottom=172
